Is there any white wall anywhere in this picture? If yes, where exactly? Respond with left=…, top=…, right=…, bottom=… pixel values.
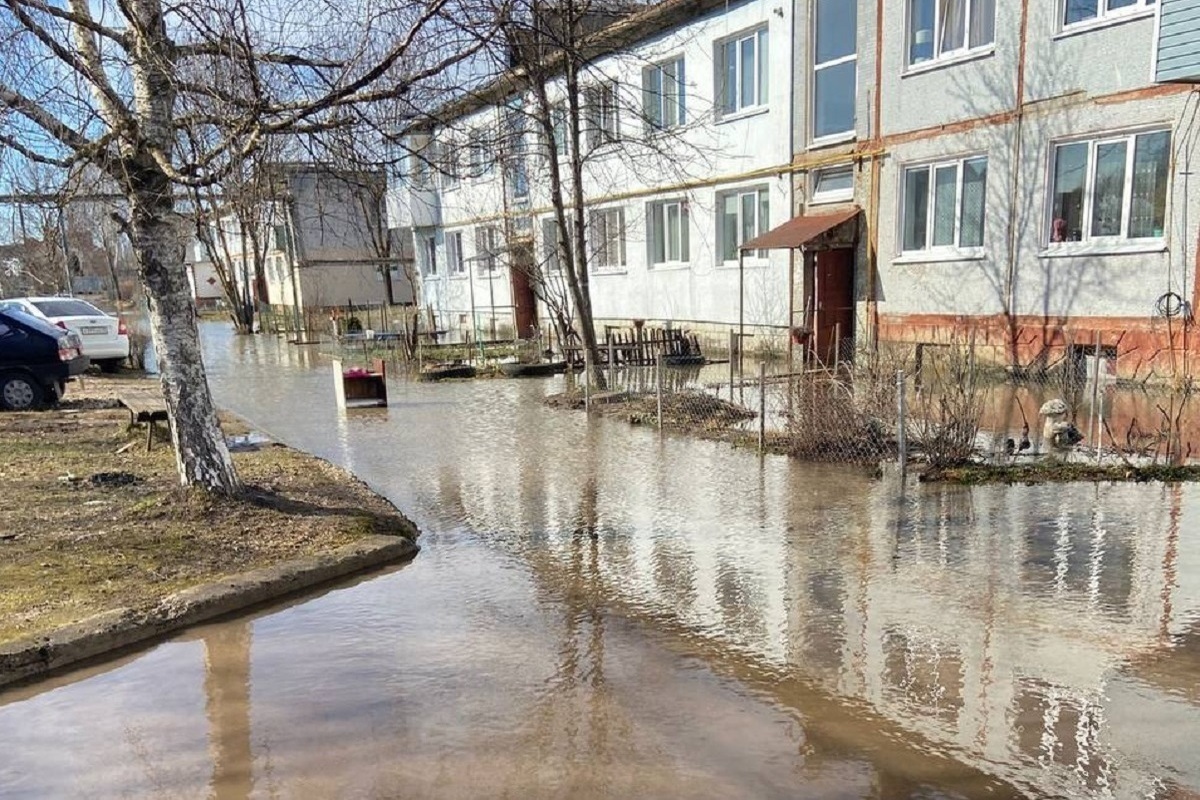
left=393, top=0, right=796, bottom=334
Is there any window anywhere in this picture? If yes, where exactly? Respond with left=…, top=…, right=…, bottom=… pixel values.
left=504, top=106, right=529, bottom=198
left=1063, top=0, right=1155, bottom=28
left=548, top=103, right=569, bottom=155
left=447, top=231, right=464, bottom=275
left=716, top=27, right=769, bottom=117
left=585, top=80, right=620, bottom=149
left=717, top=186, right=770, bottom=261
left=588, top=208, right=627, bottom=270
left=541, top=218, right=562, bottom=273
left=812, top=166, right=855, bottom=204
left=647, top=199, right=690, bottom=265
left=813, top=0, right=856, bottom=140
left=643, top=57, right=686, bottom=130
left=438, top=141, right=459, bottom=189
left=475, top=226, right=501, bottom=273
left=907, top=0, right=995, bottom=66
left=900, top=156, right=988, bottom=253
left=1048, top=130, right=1169, bottom=244
left=468, top=131, right=493, bottom=177
left=421, top=233, right=437, bottom=275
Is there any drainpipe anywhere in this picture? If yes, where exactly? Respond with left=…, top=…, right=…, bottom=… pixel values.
left=865, top=0, right=886, bottom=351
left=1003, top=0, right=1032, bottom=367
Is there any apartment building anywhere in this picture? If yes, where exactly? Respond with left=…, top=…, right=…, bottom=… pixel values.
left=389, top=0, right=797, bottom=347
left=864, top=0, right=1200, bottom=380
left=389, top=0, right=1200, bottom=377
left=191, top=164, right=413, bottom=316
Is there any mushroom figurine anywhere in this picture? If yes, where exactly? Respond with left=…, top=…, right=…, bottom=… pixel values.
left=1039, top=398, right=1084, bottom=456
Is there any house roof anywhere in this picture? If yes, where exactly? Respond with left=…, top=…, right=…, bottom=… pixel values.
left=422, top=0, right=757, bottom=128
left=740, top=207, right=860, bottom=251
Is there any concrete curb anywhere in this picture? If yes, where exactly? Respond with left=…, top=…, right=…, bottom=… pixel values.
left=0, top=534, right=417, bottom=690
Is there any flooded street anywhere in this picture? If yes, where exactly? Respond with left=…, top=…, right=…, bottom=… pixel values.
left=3, top=325, right=1200, bottom=799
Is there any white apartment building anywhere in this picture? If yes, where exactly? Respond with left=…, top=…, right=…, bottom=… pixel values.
left=389, top=0, right=1200, bottom=377
left=389, top=0, right=799, bottom=348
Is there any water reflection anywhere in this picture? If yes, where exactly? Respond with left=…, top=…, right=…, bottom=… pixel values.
left=2, top=325, right=1199, bottom=799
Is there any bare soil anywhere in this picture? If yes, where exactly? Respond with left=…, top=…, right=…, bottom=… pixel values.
left=0, top=372, right=417, bottom=646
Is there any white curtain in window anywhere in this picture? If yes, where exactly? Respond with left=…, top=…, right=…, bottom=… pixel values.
left=969, top=0, right=995, bottom=48
left=939, top=0, right=966, bottom=53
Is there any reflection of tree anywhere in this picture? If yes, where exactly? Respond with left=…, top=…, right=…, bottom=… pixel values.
left=204, top=622, right=253, bottom=799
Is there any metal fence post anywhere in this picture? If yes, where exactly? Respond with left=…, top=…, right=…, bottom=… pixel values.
left=758, top=362, right=767, bottom=454
left=584, top=349, right=591, bottom=413
left=728, top=329, right=736, bottom=400
left=896, top=369, right=907, bottom=477
left=656, top=352, right=665, bottom=430
left=1092, top=329, right=1102, bottom=463
left=608, top=339, right=616, bottom=390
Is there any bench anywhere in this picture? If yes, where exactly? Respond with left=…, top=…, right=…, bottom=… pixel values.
left=118, top=393, right=169, bottom=451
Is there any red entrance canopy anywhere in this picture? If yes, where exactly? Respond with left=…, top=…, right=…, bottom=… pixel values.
left=740, top=207, right=859, bottom=251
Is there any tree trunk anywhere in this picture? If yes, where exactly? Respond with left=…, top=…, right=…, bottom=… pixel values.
left=131, top=182, right=242, bottom=495
left=561, top=45, right=606, bottom=389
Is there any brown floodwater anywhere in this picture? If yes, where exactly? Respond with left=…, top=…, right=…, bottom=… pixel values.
left=2, top=325, right=1199, bottom=799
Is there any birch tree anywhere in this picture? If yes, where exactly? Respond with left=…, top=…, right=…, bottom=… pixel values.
left=0, top=0, right=500, bottom=494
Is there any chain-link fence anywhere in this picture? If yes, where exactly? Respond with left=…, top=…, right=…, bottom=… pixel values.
left=562, top=338, right=1199, bottom=470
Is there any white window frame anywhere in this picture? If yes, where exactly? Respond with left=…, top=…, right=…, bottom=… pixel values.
left=438, top=139, right=459, bottom=189
left=899, top=155, right=988, bottom=256
left=715, top=26, right=769, bottom=119
left=643, top=56, right=686, bottom=131
left=475, top=226, right=501, bottom=274
left=541, top=217, right=562, bottom=273
left=1061, top=0, right=1156, bottom=31
left=447, top=230, right=465, bottom=276
left=647, top=198, right=690, bottom=267
left=588, top=207, right=627, bottom=271
left=468, top=131, right=493, bottom=178
left=811, top=165, right=855, bottom=205
left=905, top=0, right=996, bottom=68
left=1045, top=128, right=1170, bottom=247
left=421, top=233, right=438, bottom=276
left=812, top=0, right=857, bottom=143
left=717, top=185, right=770, bottom=262
left=585, top=80, right=620, bottom=150
left=549, top=102, right=570, bottom=156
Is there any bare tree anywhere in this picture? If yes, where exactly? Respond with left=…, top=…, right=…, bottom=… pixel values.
left=485, top=0, right=719, bottom=385
left=0, top=0, right=502, bottom=494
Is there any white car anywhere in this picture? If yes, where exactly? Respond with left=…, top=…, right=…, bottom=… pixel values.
left=0, top=296, right=130, bottom=372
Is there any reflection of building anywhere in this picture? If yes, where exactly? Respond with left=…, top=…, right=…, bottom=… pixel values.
left=476, top=455, right=1200, bottom=796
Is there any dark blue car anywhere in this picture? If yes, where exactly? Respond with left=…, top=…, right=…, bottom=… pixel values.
left=0, top=307, right=90, bottom=410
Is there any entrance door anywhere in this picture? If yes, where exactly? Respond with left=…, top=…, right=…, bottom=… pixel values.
left=812, top=248, right=855, bottom=365
left=509, top=245, right=539, bottom=339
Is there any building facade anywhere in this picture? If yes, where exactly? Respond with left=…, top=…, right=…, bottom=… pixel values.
left=191, top=165, right=414, bottom=320
left=389, top=0, right=1200, bottom=378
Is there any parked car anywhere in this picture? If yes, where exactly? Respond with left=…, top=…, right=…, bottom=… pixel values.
left=0, top=307, right=89, bottom=410
left=0, top=296, right=130, bottom=372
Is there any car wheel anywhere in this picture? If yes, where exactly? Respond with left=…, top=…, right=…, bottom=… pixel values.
left=0, top=373, right=44, bottom=411
left=98, top=358, right=125, bottom=374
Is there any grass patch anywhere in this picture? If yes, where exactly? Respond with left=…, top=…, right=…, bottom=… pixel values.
left=920, top=462, right=1200, bottom=485
left=0, top=376, right=417, bottom=647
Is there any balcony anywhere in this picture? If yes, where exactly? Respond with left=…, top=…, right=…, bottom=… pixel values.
left=385, top=183, right=441, bottom=230
left=1156, top=0, right=1200, bottom=83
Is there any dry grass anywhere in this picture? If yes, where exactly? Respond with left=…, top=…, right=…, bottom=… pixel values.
left=0, top=375, right=416, bottom=646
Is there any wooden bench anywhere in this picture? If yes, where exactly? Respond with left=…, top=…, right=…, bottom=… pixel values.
left=118, top=393, right=169, bottom=452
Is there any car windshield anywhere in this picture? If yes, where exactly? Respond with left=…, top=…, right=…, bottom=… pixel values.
left=0, top=308, right=67, bottom=338
left=31, top=299, right=105, bottom=317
